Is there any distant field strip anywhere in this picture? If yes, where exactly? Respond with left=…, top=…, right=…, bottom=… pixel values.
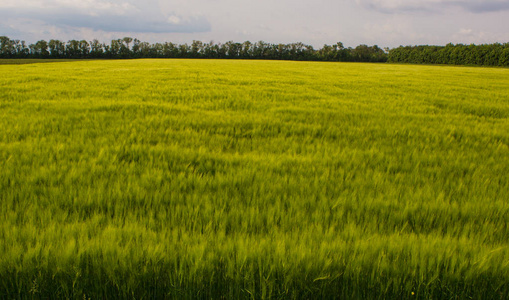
left=0, top=59, right=83, bottom=65
left=0, top=60, right=508, bottom=299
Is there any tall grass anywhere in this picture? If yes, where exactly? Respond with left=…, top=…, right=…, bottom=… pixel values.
left=0, top=59, right=508, bottom=298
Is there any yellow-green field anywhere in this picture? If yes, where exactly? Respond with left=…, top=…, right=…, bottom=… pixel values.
left=0, top=59, right=83, bottom=65
left=1, top=59, right=508, bottom=299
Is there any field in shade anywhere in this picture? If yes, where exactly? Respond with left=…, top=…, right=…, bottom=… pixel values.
left=0, top=59, right=508, bottom=299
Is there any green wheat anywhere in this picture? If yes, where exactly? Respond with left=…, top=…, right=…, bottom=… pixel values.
left=0, top=59, right=508, bottom=299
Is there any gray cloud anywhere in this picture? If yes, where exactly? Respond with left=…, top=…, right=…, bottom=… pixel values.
left=0, top=0, right=211, bottom=33
left=463, top=1, right=509, bottom=13
left=46, top=12, right=210, bottom=33
left=0, top=23, right=23, bottom=37
left=357, top=0, right=509, bottom=14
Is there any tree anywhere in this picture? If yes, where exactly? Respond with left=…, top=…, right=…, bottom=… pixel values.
left=386, top=43, right=508, bottom=66
left=191, top=40, right=203, bottom=58
left=109, top=39, right=122, bottom=57
left=119, top=38, right=132, bottom=58
left=131, top=39, right=141, bottom=57
left=224, top=41, right=241, bottom=58
left=79, top=40, right=90, bottom=57
left=0, top=36, right=14, bottom=58
left=253, top=41, right=268, bottom=58
left=152, top=43, right=163, bottom=57
left=123, top=37, right=133, bottom=50
left=33, top=40, right=49, bottom=58
left=318, top=44, right=333, bottom=61
left=241, top=41, right=252, bottom=58
left=162, top=42, right=177, bottom=58
left=139, top=42, right=152, bottom=58
left=66, top=40, right=81, bottom=58
left=49, top=39, right=65, bottom=58
left=89, top=39, right=104, bottom=58
left=203, top=41, right=217, bottom=58
left=14, top=40, right=29, bottom=58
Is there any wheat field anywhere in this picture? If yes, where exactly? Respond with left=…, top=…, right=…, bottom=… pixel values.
left=0, top=59, right=508, bottom=299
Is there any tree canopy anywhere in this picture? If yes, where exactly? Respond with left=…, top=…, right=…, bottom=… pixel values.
left=2, top=36, right=508, bottom=66
left=0, top=36, right=387, bottom=62
left=388, top=43, right=509, bottom=67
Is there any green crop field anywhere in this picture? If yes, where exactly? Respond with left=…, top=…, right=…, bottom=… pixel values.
left=0, top=59, right=83, bottom=65
left=0, top=59, right=508, bottom=299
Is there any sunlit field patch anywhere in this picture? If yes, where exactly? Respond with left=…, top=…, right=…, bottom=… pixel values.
left=0, top=59, right=508, bottom=298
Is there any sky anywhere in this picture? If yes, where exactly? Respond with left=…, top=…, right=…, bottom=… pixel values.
left=0, top=0, right=508, bottom=48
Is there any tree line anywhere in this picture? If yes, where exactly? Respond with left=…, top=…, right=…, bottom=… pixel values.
left=0, top=36, right=388, bottom=62
left=2, top=36, right=508, bottom=66
left=388, top=43, right=509, bottom=67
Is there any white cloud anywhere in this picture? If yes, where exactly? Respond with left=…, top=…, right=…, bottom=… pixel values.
left=357, top=0, right=509, bottom=13
left=451, top=28, right=509, bottom=44
left=167, top=16, right=181, bottom=25
left=0, top=0, right=137, bottom=14
left=362, top=17, right=437, bottom=46
left=458, top=28, right=473, bottom=35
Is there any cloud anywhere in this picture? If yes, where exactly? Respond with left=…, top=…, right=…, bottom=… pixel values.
left=45, top=12, right=210, bottom=33
left=0, top=0, right=211, bottom=33
left=2, top=0, right=508, bottom=48
left=361, top=17, right=442, bottom=46
left=451, top=28, right=509, bottom=44
left=463, top=1, right=509, bottom=13
left=356, top=0, right=509, bottom=14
